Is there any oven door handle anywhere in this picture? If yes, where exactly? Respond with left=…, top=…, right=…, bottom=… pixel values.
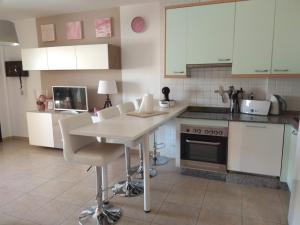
left=186, top=139, right=221, bottom=146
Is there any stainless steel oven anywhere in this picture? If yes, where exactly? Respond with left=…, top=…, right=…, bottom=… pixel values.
left=180, top=124, right=228, bottom=172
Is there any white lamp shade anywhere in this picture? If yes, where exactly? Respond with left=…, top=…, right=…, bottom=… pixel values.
left=0, top=20, right=19, bottom=46
left=97, top=80, right=118, bottom=95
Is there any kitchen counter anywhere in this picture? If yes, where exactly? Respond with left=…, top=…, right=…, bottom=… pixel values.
left=178, top=110, right=300, bottom=130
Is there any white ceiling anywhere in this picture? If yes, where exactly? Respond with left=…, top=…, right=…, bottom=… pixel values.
left=0, top=0, right=158, bottom=20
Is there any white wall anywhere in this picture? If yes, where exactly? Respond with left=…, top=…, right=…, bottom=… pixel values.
left=120, top=2, right=161, bottom=102
left=0, top=18, right=41, bottom=138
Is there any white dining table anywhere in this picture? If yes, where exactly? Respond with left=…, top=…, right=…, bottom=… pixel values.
left=69, top=104, right=187, bottom=212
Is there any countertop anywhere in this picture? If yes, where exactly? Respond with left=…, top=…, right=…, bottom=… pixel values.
left=178, top=110, right=300, bottom=130
left=70, top=104, right=188, bottom=143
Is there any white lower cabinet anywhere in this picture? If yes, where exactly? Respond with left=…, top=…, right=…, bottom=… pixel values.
left=26, top=112, right=73, bottom=148
left=281, top=125, right=298, bottom=190
left=228, top=122, right=284, bottom=176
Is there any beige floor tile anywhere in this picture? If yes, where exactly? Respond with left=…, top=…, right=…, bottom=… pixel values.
left=206, top=180, right=242, bottom=198
left=242, top=217, right=282, bottom=225
left=242, top=197, right=283, bottom=224
left=0, top=212, right=37, bottom=225
left=241, top=186, right=281, bottom=203
left=0, top=187, right=25, bottom=207
left=28, top=180, right=75, bottom=199
left=197, top=208, right=242, bottom=225
left=165, top=184, right=205, bottom=208
left=203, top=191, right=242, bottom=216
left=0, top=194, right=52, bottom=221
left=0, top=176, right=48, bottom=193
left=56, top=182, right=95, bottom=205
left=27, top=199, right=80, bottom=225
left=117, top=216, right=151, bottom=225
left=120, top=196, right=162, bottom=223
left=0, top=140, right=291, bottom=225
left=153, top=202, right=200, bottom=225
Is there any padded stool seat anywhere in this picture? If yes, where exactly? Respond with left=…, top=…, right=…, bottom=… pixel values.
left=73, top=142, right=124, bottom=166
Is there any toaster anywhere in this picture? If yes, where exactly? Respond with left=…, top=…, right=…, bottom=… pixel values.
left=240, top=100, right=271, bottom=116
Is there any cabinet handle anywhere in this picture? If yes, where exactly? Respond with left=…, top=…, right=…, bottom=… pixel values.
left=246, top=124, right=267, bottom=129
left=274, top=69, right=289, bottom=72
left=218, top=58, right=231, bottom=62
left=173, top=71, right=184, bottom=74
left=292, top=130, right=298, bottom=136
left=186, top=139, right=221, bottom=146
left=255, top=69, right=268, bottom=73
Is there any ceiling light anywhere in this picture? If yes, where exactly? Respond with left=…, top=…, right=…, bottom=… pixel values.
left=0, top=20, right=19, bottom=46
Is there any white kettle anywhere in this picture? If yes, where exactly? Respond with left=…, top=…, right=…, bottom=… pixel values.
left=269, top=95, right=287, bottom=115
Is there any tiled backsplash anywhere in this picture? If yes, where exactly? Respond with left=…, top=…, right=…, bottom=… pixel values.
left=160, top=67, right=300, bottom=111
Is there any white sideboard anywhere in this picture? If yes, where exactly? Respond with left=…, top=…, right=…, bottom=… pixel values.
left=26, top=111, right=75, bottom=148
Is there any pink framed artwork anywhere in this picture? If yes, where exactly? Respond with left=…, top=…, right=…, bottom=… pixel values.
left=95, top=18, right=112, bottom=38
left=41, top=24, right=55, bottom=42
left=66, top=21, right=82, bottom=40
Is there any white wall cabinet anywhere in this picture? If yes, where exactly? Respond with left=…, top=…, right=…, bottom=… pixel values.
left=22, top=48, right=48, bottom=70
left=76, top=44, right=121, bottom=70
left=21, top=44, right=121, bottom=71
left=232, top=0, right=276, bottom=75
left=165, top=8, right=187, bottom=76
left=26, top=111, right=73, bottom=148
left=187, top=3, right=235, bottom=65
left=228, top=122, right=284, bottom=176
left=47, top=46, right=77, bottom=70
left=272, top=0, right=300, bottom=74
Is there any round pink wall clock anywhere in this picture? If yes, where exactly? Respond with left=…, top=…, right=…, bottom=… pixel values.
left=131, top=17, right=145, bottom=33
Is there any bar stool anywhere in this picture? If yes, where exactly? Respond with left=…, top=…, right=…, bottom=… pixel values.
left=97, top=106, right=143, bottom=197
left=59, top=112, right=124, bottom=225
left=117, top=102, right=157, bottom=179
left=152, top=131, right=169, bottom=166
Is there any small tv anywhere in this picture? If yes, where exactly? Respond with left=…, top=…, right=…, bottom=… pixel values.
left=52, top=86, right=88, bottom=112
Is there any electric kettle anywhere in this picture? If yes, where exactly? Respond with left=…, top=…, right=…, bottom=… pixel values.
left=269, top=95, right=287, bottom=115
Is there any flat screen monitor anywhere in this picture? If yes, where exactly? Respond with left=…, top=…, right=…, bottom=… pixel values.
left=52, top=86, right=88, bottom=111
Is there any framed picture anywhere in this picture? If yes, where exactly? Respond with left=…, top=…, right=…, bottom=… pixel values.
left=66, top=21, right=82, bottom=40
left=95, top=18, right=112, bottom=38
left=40, top=24, right=55, bottom=42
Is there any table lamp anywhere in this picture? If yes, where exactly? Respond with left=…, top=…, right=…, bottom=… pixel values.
left=97, top=80, right=118, bottom=108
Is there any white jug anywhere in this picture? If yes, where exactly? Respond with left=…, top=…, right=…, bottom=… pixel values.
left=138, top=94, right=154, bottom=113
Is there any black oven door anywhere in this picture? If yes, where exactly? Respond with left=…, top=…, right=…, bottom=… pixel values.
left=181, top=133, right=227, bottom=164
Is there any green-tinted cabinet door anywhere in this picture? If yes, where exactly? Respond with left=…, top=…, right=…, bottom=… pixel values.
left=232, top=0, right=276, bottom=75
left=272, top=0, right=300, bottom=74
left=165, top=8, right=187, bottom=76
left=187, top=3, right=235, bottom=64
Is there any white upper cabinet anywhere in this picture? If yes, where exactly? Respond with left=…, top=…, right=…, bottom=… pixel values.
left=187, top=3, right=235, bottom=64
left=47, top=46, right=77, bottom=70
left=272, top=0, right=300, bottom=74
left=76, top=44, right=109, bottom=70
left=22, top=48, right=48, bottom=70
left=232, top=0, right=276, bottom=75
left=165, top=7, right=187, bottom=76
left=76, top=44, right=121, bottom=70
left=21, top=44, right=121, bottom=71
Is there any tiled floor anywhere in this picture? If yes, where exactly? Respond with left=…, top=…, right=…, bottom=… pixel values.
left=0, top=139, right=290, bottom=225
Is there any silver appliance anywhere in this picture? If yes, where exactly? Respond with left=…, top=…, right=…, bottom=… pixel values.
left=270, top=95, right=287, bottom=115
left=180, top=124, right=228, bottom=172
left=240, top=100, right=271, bottom=116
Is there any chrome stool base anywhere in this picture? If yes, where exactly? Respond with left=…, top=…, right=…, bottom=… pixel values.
left=79, top=204, right=121, bottom=225
left=135, top=166, right=157, bottom=179
left=112, top=180, right=144, bottom=197
left=153, top=155, right=169, bottom=166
